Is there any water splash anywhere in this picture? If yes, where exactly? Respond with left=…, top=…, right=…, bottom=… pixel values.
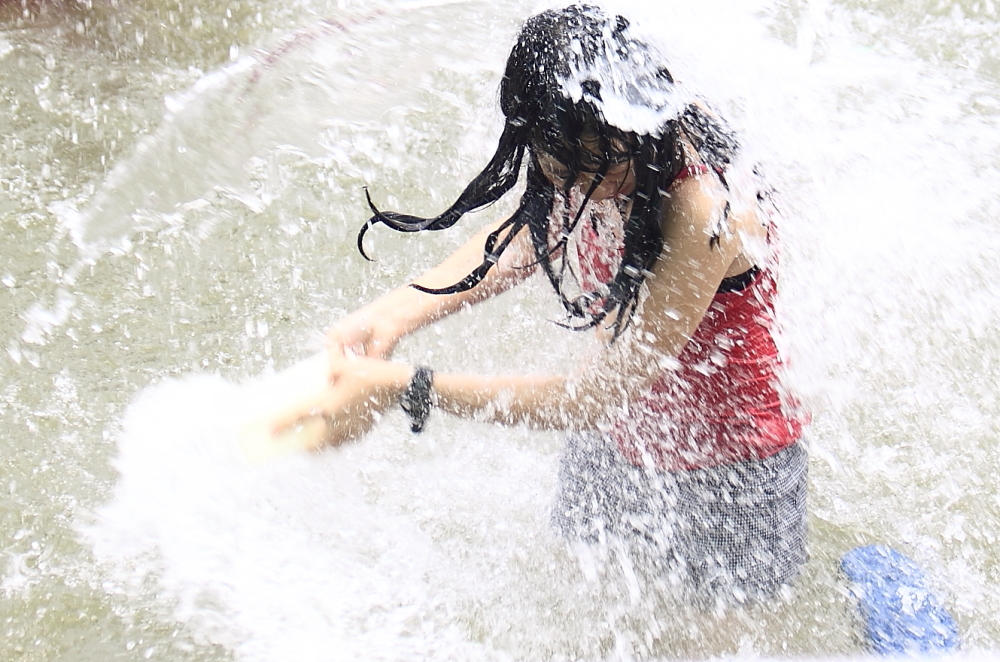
left=65, top=1, right=498, bottom=254
left=44, top=0, right=1000, bottom=658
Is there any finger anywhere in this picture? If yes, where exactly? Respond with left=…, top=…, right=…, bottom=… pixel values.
left=326, top=322, right=363, bottom=351
left=322, top=409, right=377, bottom=447
left=327, top=352, right=353, bottom=382
left=326, top=335, right=350, bottom=357
left=368, top=339, right=391, bottom=360
left=326, top=341, right=356, bottom=384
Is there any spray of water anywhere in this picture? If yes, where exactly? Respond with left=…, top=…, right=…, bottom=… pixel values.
left=6, top=0, right=1000, bottom=659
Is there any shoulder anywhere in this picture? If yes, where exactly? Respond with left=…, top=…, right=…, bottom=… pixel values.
left=661, top=167, right=728, bottom=235
left=662, top=156, right=765, bottom=241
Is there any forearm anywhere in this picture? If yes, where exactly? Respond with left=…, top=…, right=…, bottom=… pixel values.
left=427, top=350, right=654, bottom=432
left=344, top=355, right=607, bottom=430
left=361, top=365, right=596, bottom=431
left=429, top=372, right=575, bottom=430
left=367, top=219, right=535, bottom=339
left=326, top=331, right=661, bottom=441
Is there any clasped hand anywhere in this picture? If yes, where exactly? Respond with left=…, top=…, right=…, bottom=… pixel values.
left=268, top=311, right=411, bottom=448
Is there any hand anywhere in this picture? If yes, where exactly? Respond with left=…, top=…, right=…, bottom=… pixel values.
left=326, top=306, right=400, bottom=361
left=272, top=353, right=411, bottom=447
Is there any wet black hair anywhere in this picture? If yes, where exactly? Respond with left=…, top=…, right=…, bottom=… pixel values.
left=358, top=4, right=738, bottom=337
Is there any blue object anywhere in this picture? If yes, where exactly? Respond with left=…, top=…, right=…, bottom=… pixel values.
left=841, top=545, right=960, bottom=655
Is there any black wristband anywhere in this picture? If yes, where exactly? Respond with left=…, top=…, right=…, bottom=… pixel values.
left=400, top=366, right=434, bottom=433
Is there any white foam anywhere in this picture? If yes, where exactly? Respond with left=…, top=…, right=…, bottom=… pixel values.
left=85, top=371, right=565, bottom=661
left=78, top=0, right=1000, bottom=657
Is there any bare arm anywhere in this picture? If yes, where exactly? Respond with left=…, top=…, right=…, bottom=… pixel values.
left=327, top=217, right=537, bottom=359
left=420, top=174, right=744, bottom=429
left=314, top=173, right=753, bottom=442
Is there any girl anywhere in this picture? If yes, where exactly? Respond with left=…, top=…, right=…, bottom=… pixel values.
left=287, top=4, right=808, bottom=608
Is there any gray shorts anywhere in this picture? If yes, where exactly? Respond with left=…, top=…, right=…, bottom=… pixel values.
left=552, top=433, right=808, bottom=608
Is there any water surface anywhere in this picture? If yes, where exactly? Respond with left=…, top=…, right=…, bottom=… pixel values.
left=3, top=0, right=1000, bottom=659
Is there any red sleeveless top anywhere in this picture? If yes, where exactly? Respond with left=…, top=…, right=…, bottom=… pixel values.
left=558, top=164, right=805, bottom=471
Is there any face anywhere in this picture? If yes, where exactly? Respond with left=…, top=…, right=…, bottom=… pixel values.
left=535, top=145, right=636, bottom=202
